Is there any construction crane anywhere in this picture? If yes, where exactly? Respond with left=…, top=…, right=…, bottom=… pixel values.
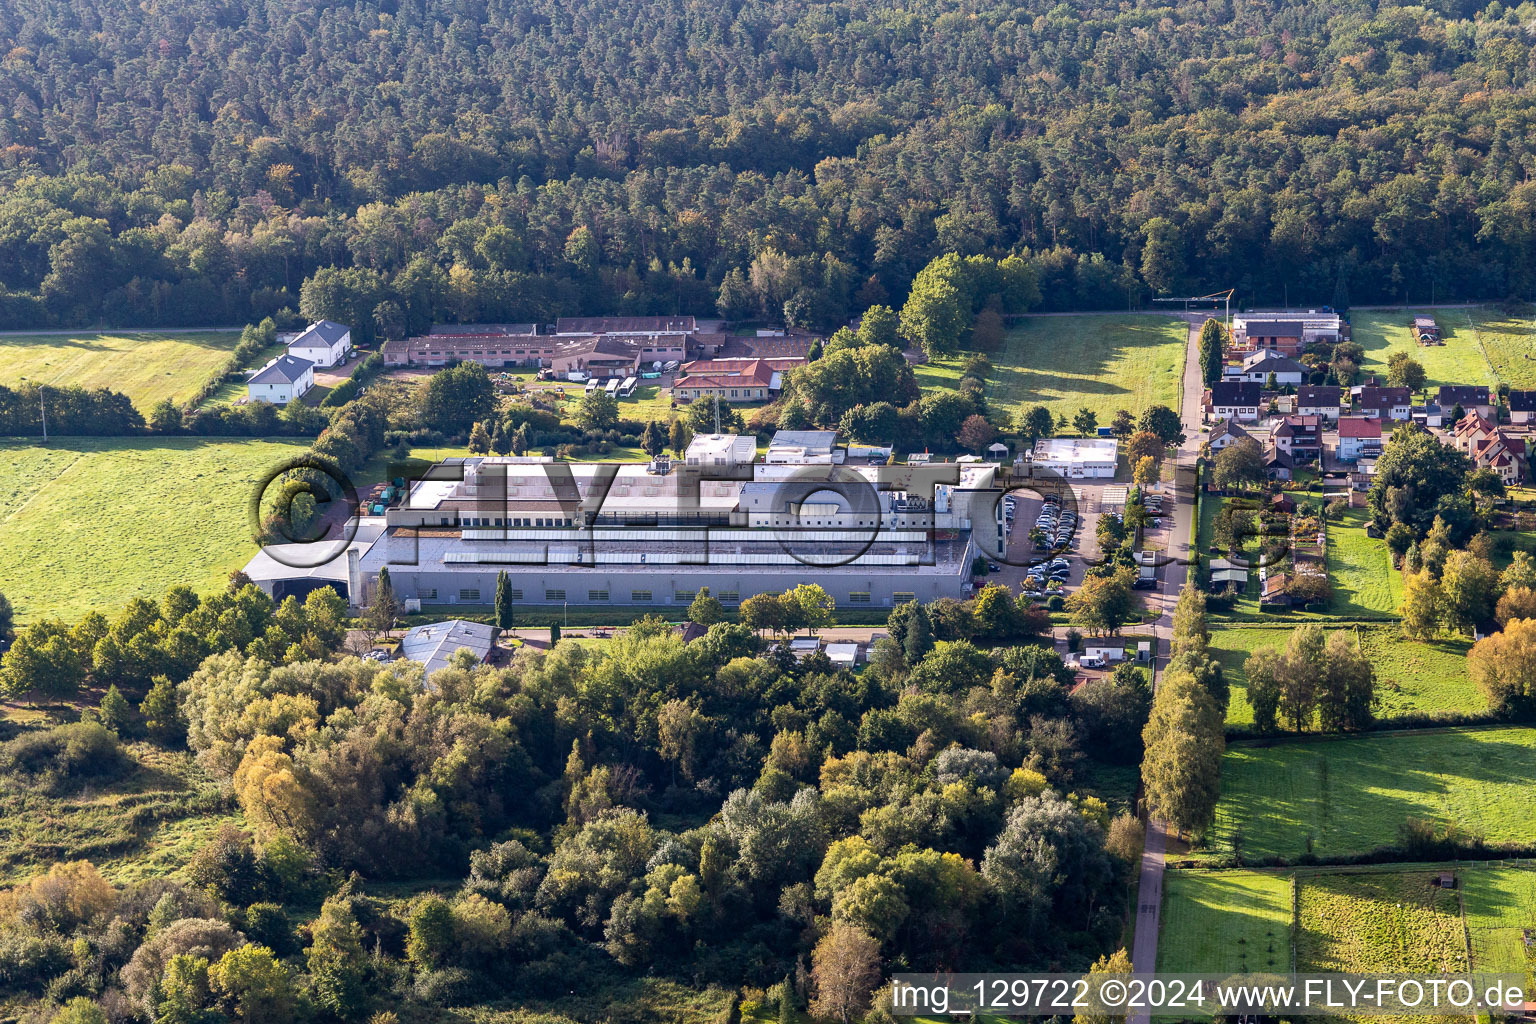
left=1152, top=288, right=1236, bottom=333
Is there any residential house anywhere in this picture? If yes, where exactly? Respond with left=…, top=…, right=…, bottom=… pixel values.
left=1412, top=402, right=1446, bottom=428
left=286, top=320, right=352, bottom=368
left=1357, top=386, right=1412, bottom=421
left=1263, top=445, right=1295, bottom=481
left=1436, top=385, right=1493, bottom=418
left=1208, top=381, right=1262, bottom=422
left=672, top=358, right=793, bottom=403
left=1453, top=411, right=1500, bottom=453
left=1470, top=432, right=1526, bottom=486
left=1208, top=418, right=1253, bottom=452
left=246, top=354, right=314, bottom=405
left=1272, top=415, right=1322, bottom=462
left=1296, top=385, right=1342, bottom=422
left=1336, top=416, right=1383, bottom=462
left=1232, top=350, right=1307, bottom=385
left=1510, top=390, right=1536, bottom=425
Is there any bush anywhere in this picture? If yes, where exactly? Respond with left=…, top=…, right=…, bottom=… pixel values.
left=0, top=723, right=126, bottom=787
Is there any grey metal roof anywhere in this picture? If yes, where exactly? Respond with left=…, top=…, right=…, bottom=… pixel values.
left=248, top=353, right=314, bottom=385
left=398, top=619, right=496, bottom=679
left=769, top=430, right=838, bottom=452
left=290, top=320, right=350, bottom=347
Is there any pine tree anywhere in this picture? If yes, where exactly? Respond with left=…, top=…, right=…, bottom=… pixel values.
left=467, top=420, right=492, bottom=453
left=368, top=568, right=400, bottom=634
left=1198, top=318, right=1225, bottom=385
left=494, top=569, right=516, bottom=629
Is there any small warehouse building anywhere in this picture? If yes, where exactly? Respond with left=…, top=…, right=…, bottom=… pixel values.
left=397, top=619, right=497, bottom=679
left=1031, top=437, right=1118, bottom=478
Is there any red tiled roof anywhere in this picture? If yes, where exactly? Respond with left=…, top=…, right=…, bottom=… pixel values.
left=1338, top=417, right=1382, bottom=438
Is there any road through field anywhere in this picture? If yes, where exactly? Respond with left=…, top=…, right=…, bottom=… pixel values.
left=1128, top=315, right=1204, bottom=1012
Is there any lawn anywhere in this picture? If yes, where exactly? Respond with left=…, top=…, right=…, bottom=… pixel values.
left=1327, top=509, right=1402, bottom=618
left=1205, top=727, right=1536, bottom=861
left=1351, top=309, right=1495, bottom=389
left=1460, top=308, right=1536, bottom=389
left=1463, top=866, right=1536, bottom=977
left=0, top=436, right=311, bottom=622
left=1157, top=870, right=1293, bottom=973
left=0, top=330, right=243, bottom=412
left=1210, top=624, right=1482, bottom=727
left=984, top=315, right=1187, bottom=423
left=1295, top=870, right=1468, bottom=974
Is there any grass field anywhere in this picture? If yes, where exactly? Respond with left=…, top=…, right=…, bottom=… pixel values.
left=1464, top=866, right=1536, bottom=976
left=1209, top=624, right=1482, bottom=727
left=1327, top=509, right=1402, bottom=617
left=984, top=315, right=1187, bottom=423
left=1352, top=310, right=1494, bottom=389
left=0, top=330, right=243, bottom=412
left=1459, top=308, right=1536, bottom=389
left=1206, top=727, right=1536, bottom=861
left=0, top=743, right=235, bottom=886
left=1157, top=871, right=1293, bottom=973
left=1162, top=865, right=1536, bottom=990
left=0, top=437, right=311, bottom=622
left=1295, top=871, right=1468, bottom=973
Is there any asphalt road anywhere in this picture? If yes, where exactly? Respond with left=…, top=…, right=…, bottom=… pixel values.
left=1127, top=314, right=1206, bottom=1006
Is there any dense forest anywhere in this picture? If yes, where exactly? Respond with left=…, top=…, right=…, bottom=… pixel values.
left=0, top=0, right=1534, bottom=332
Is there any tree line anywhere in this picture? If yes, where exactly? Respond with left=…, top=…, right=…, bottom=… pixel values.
left=2, top=0, right=1536, bottom=336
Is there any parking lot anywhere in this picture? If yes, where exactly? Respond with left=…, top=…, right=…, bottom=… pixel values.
left=980, top=478, right=1175, bottom=609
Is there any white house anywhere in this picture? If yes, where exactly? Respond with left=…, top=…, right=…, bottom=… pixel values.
left=1509, top=390, right=1536, bottom=425
left=286, top=320, right=353, bottom=368
left=1031, top=437, right=1118, bottom=478
left=1296, top=385, right=1342, bottom=423
left=247, top=354, right=315, bottom=405
left=1208, top=382, right=1262, bottom=422
left=1208, top=418, right=1253, bottom=452
left=1357, top=386, right=1412, bottom=422
left=1231, top=351, right=1306, bottom=385
left=1336, top=416, right=1383, bottom=462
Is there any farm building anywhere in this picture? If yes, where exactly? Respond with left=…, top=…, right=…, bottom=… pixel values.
left=1412, top=315, right=1441, bottom=343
